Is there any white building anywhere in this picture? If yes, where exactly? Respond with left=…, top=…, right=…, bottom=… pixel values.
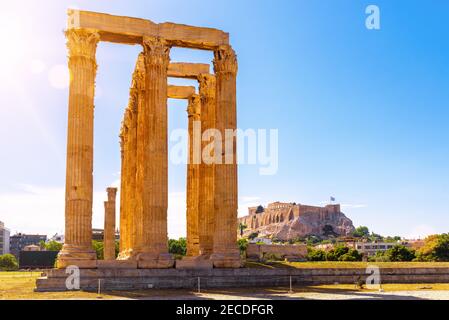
left=355, top=241, right=406, bottom=257
left=0, top=221, right=11, bottom=255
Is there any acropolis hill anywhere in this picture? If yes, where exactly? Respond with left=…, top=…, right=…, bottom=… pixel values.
left=238, top=202, right=355, bottom=241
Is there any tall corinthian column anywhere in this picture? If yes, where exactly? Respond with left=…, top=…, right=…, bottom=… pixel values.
left=211, top=45, right=241, bottom=268
left=118, top=79, right=139, bottom=260
left=136, top=37, right=174, bottom=268
left=57, top=29, right=100, bottom=269
left=186, top=94, right=201, bottom=256
left=198, top=74, right=216, bottom=256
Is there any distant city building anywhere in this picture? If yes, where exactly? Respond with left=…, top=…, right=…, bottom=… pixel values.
left=92, top=228, right=120, bottom=241
left=23, top=245, right=41, bottom=252
left=249, top=237, right=272, bottom=245
left=49, top=233, right=65, bottom=244
left=354, top=241, right=410, bottom=257
left=0, top=221, right=10, bottom=255
left=10, top=233, right=47, bottom=259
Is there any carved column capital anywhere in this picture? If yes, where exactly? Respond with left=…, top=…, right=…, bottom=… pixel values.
left=187, top=94, right=201, bottom=118
left=106, top=187, right=118, bottom=202
left=142, top=37, right=171, bottom=68
left=213, top=45, right=238, bottom=75
left=66, top=29, right=100, bottom=64
left=198, top=74, right=216, bottom=99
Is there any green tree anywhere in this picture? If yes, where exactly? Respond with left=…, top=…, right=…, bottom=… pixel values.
left=384, top=245, right=416, bottom=262
left=238, top=238, right=248, bottom=255
left=168, top=238, right=187, bottom=256
left=352, top=226, right=370, bottom=238
left=339, top=249, right=362, bottom=261
left=92, top=240, right=104, bottom=260
left=42, top=240, right=63, bottom=252
left=307, top=248, right=326, bottom=261
left=0, top=254, right=19, bottom=271
left=416, top=234, right=449, bottom=262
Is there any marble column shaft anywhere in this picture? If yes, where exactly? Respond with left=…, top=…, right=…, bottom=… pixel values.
left=135, top=38, right=173, bottom=267
left=58, top=29, right=100, bottom=268
left=186, top=95, right=201, bottom=256
left=198, top=74, right=216, bottom=256
left=211, top=46, right=241, bottom=267
left=104, top=188, right=117, bottom=261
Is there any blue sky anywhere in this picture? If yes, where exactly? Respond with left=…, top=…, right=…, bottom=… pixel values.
left=0, top=0, right=448, bottom=239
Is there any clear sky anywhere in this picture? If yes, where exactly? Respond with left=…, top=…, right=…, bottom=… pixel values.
left=0, top=0, right=448, bottom=239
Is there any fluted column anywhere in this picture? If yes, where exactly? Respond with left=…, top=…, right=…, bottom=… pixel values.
left=57, top=29, right=100, bottom=269
left=135, top=38, right=174, bottom=268
left=118, top=76, right=139, bottom=260
left=104, top=188, right=117, bottom=261
left=186, top=94, right=201, bottom=256
left=119, top=114, right=129, bottom=254
left=211, top=45, right=241, bottom=268
left=198, top=74, right=216, bottom=256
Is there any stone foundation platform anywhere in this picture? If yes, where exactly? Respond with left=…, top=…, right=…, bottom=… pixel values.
left=35, top=267, right=449, bottom=292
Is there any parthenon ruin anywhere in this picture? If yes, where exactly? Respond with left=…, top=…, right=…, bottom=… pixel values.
left=57, top=10, right=241, bottom=269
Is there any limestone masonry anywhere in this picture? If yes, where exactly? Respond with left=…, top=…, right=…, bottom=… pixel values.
left=239, top=202, right=355, bottom=241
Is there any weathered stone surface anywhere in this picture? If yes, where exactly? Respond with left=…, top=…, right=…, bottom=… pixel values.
left=175, top=256, right=213, bottom=270
left=167, top=85, right=196, bottom=99
left=198, top=74, right=216, bottom=256
left=35, top=267, right=449, bottom=292
left=97, top=260, right=137, bottom=269
left=239, top=202, right=355, bottom=241
left=57, top=28, right=100, bottom=269
left=68, top=10, right=229, bottom=49
left=211, top=45, right=241, bottom=268
left=134, top=37, right=174, bottom=268
left=168, top=63, right=210, bottom=79
left=186, top=95, right=201, bottom=256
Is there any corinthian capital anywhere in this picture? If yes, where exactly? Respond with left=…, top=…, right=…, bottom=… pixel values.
left=198, top=74, right=216, bottom=99
left=142, top=37, right=171, bottom=68
left=65, top=29, right=100, bottom=60
left=187, top=94, right=201, bottom=118
left=213, top=45, right=238, bottom=74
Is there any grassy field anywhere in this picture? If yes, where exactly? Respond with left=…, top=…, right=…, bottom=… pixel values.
left=1, top=266, right=449, bottom=300
left=245, top=261, right=449, bottom=269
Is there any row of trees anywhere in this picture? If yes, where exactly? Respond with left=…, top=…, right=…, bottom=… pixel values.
left=307, top=245, right=363, bottom=262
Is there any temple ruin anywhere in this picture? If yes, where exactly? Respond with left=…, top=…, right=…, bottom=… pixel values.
left=57, top=10, right=241, bottom=269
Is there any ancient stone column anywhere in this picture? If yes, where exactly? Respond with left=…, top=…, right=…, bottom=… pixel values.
left=186, top=94, right=201, bottom=256
left=118, top=78, right=139, bottom=260
left=118, top=114, right=129, bottom=254
left=135, top=37, right=174, bottom=268
left=198, top=74, right=216, bottom=256
left=57, top=29, right=100, bottom=269
left=104, top=187, right=117, bottom=261
left=211, top=45, right=241, bottom=268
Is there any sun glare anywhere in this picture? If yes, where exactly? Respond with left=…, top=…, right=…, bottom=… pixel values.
left=0, top=15, right=28, bottom=76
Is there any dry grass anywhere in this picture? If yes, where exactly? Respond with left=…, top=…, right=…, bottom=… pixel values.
left=0, top=272, right=119, bottom=300
left=245, top=261, right=449, bottom=269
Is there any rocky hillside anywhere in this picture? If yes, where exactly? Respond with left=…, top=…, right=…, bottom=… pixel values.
left=240, top=203, right=355, bottom=241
